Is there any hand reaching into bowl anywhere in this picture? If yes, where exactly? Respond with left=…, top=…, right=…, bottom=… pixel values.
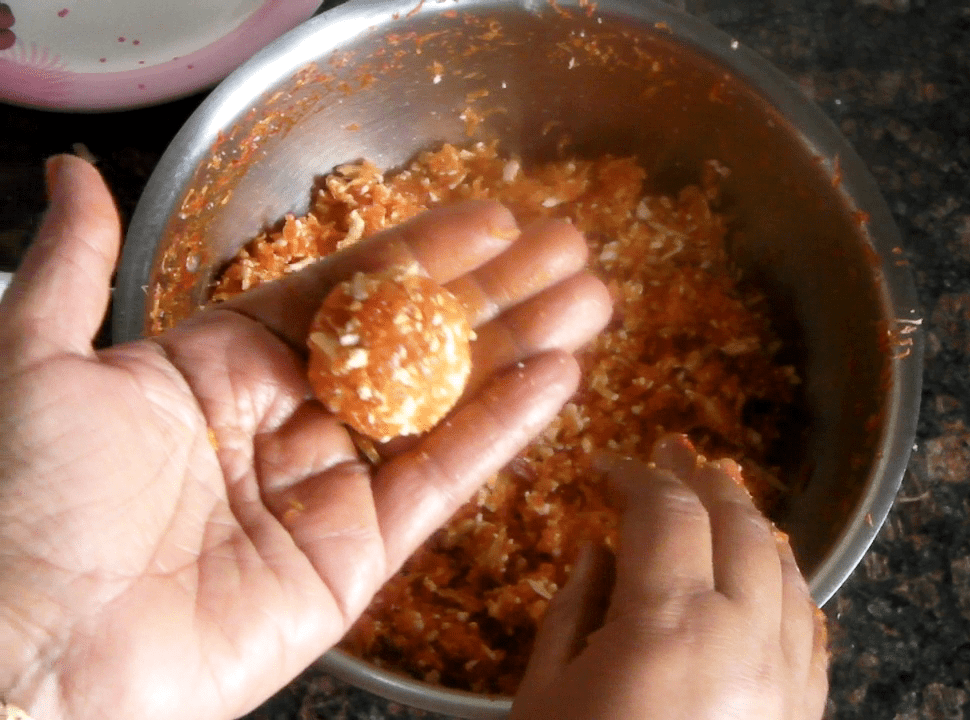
left=511, top=434, right=830, bottom=720
left=0, top=155, right=611, bottom=720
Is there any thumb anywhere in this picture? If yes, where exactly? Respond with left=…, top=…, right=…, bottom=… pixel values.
left=0, top=154, right=121, bottom=365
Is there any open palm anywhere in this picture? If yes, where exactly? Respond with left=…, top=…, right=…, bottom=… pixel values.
left=0, top=156, right=611, bottom=720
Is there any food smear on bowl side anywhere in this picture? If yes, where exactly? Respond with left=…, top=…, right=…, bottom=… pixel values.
left=210, top=141, right=805, bottom=694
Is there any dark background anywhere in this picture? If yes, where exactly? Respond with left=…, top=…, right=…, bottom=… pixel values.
left=2, top=1, right=969, bottom=718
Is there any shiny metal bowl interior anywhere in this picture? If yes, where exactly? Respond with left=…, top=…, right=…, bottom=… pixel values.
left=113, top=0, right=923, bottom=716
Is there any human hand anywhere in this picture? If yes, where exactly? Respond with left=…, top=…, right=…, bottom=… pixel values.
left=511, top=434, right=829, bottom=720
left=0, top=155, right=611, bottom=720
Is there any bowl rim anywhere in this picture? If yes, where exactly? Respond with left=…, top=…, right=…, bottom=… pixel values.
left=114, top=0, right=924, bottom=716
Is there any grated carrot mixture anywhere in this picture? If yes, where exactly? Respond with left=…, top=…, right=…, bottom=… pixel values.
left=212, top=141, right=802, bottom=694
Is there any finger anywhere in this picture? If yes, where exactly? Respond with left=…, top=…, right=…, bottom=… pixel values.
left=264, top=457, right=386, bottom=627
left=686, top=460, right=783, bottom=616
left=464, top=271, right=612, bottom=395
left=804, top=605, right=831, bottom=720
left=256, top=403, right=386, bottom=624
left=654, top=435, right=784, bottom=613
left=221, top=199, right=519, bottom=348
left=316, top=271, right=610, bottom=465
left=0, top=155, right=120, bottom=365
left=517, top=543, right=616, bottom=694
left=445, top=217, right=589, bottom=326
left=596, top=453, right=714, bottom=622
left=776, top=530, right=816, bottom=682
left=255, top=401, right=359, bottom=495
left=374, top=349, right=580, bottom=571
left=651, top=432, right=701, bottom=479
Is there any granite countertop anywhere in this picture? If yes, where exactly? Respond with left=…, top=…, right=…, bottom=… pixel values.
left=2, top=0, right=968, bottom=718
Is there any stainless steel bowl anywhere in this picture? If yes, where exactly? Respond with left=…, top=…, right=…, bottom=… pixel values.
left=113, top=0, right=924, bottom=716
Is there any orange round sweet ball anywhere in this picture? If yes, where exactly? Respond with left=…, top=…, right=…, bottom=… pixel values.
left=307, top=267, right=475, bottom=442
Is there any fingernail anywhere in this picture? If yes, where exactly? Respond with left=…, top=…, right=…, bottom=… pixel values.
left=711, top=457, right=745, bottom=486
left=44, top=155, right=66, bottom=203
left=813, top=605, right=830, bottom=647
left=593, top=452, right=667, bottom=511
left=650, top=433, right=697, bottom=477
left=485, top=204, right=520, bottom=240
left=569, top=541, right=597, bottom=581
left=591, top=449, right=614, bottom=474
left=772, top=527, right=791, bottom=547
left=592, top=449, right=650, bottom=475
left=698, top=458, right=754, bottom=503
left=488, top=221, right=520, bottom=241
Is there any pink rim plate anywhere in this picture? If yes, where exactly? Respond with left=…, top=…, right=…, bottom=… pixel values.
left=0, top=0, right=323, bottom=112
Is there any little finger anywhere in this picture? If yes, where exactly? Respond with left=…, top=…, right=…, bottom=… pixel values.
left=596, top=454, right=714, bottom=621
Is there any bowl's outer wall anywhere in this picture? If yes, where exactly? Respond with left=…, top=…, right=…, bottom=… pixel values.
left=114, top=0, right=923, bottom=717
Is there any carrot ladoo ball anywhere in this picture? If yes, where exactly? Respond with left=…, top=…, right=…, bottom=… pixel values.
left=307, top=266, right=475, bottom=442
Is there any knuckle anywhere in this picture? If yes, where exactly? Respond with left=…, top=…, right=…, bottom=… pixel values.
left=612, top=583, right=711, bottom=635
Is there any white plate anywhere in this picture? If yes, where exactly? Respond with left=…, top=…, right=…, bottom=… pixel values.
left=0, top=0, right=322, bottom=111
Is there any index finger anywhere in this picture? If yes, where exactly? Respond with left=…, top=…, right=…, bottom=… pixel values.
left=655, top=435, right=784, bottom=617
left=597, top=452, right=714, bottom=622
left=220, top=199, right=519, bottom=348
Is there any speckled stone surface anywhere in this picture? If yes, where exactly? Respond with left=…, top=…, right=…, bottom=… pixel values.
left=1, top=1, right=968, bottom=718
